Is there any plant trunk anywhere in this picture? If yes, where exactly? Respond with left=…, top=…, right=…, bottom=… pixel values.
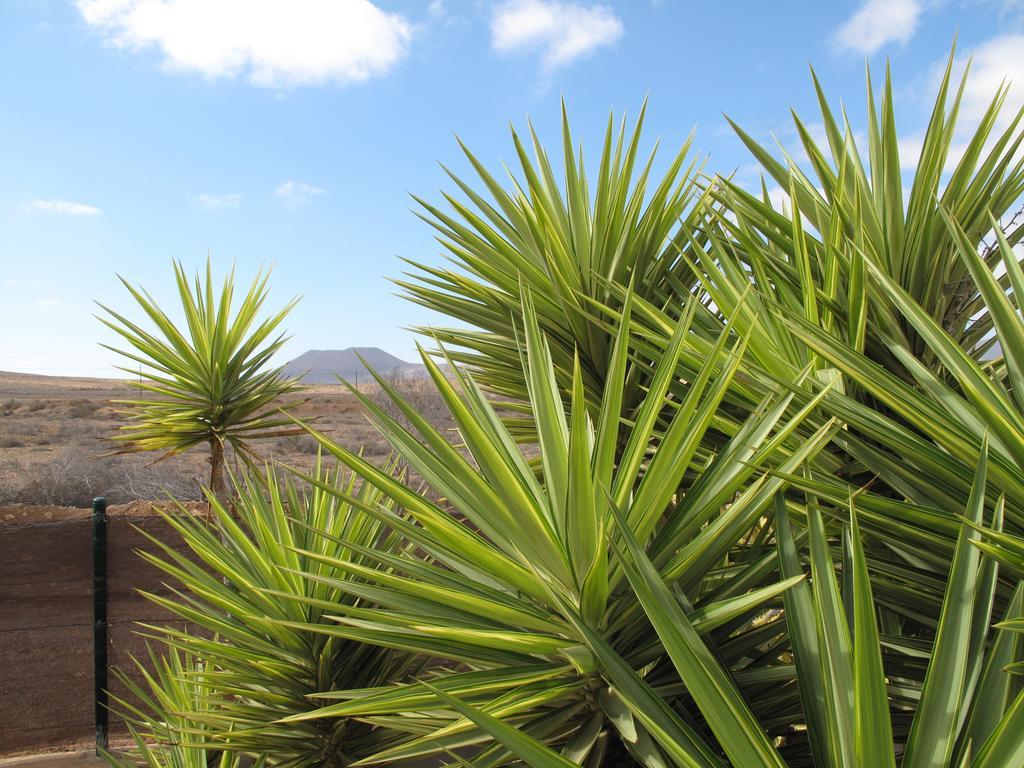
left=208, top=437, right=226, bottom=519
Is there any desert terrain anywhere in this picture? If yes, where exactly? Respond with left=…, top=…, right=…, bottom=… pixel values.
left=0, top=370, right=448, bottom=509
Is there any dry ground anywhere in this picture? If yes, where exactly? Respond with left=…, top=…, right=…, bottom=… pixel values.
left=0, top=370, right=446, bottom=508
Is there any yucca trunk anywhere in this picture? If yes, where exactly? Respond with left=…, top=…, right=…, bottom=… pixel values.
left=207, top=436, right=226, bottom=509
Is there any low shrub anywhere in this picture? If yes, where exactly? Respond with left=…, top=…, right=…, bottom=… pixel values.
left=0, top=451, right=202, bottom=507
left=365, top=368, right=453, bottom=434
left=67, top=399, right=103, bottom=418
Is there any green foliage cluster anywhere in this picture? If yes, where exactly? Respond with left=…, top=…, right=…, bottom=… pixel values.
left=99, top=260, right=304, bottom=500
left=108, top=49, right=1024, bottom=767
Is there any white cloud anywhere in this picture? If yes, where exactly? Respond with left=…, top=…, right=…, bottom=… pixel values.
left=897, top=133, right=924, bottom=170
left=28, top=199, right=102, bottom=215
left=196, top=192, right=241, bottom=210
left=761, top=185, right=792, bottom=213
left=491, top=0, right=623, bottom=70
left=953, top=34, right=1024, bottom=127
left=897, top=132, right=968, bottom=173
left=899, top=34, right=1024, bottom=173
left=75, top=0, right=413, bottom=88
left=274, top=180, right=325, bottom=208
left=833, top=0, right=922, bottom=55
left=426, top=0, right=459, bottom=27
left=773, top=120, right=869, bottom=172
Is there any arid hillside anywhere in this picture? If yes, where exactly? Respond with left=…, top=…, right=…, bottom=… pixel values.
left=0, top=370, right=447, bottom=508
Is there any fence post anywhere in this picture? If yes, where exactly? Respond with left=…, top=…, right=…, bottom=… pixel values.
left=92, top=496, right=109, bottom=755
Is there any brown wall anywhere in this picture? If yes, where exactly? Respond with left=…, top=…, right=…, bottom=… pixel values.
left=0, top=503, right=201, bottom=754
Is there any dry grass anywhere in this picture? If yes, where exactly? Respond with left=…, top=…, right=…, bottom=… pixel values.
left=0, top=371, right=449, bottom=507
left=365, top=370, right=454, bottom=436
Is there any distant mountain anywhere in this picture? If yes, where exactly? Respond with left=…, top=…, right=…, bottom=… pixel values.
left=283, top=347, right=428, bottom=384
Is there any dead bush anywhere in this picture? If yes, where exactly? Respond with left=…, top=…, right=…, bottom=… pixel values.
left=293, top=434, right=322, bottom=454
left=0, top=451, right=203, bottom=507
left=366, top=370, right=453, bottom=436
left=68, top=399, right=103, bottom=418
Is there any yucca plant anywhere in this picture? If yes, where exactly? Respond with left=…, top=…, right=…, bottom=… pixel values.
left=575, top=137, right=1024, bottom=767
left=97, top=259, right=303, bottom=500
left=560, top=40, right=1024, bottom=617
left=128, top=458, right=426, bottom=765
left=276, top=299, right=1024, bottom=766
left=271, top=292, right=844, bottom=766
left=398, top=102, right=707, bottom=423
left=695, top=49, right=1024, bottom=380
left=424, top=473, right=1024, bottom=768
left=104, top=645, right=263, bottom=768
left=756, top=184, right=1024, bottom=766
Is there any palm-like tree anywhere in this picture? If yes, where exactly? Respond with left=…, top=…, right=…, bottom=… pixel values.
left=97, top=259, right=303, bottom=501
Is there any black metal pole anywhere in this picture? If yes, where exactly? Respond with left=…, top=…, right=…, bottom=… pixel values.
left=92, top=496, right=109, bottom=755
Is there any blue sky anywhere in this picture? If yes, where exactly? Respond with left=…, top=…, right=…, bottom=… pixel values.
left=1, top=0, right=1021, bottom=376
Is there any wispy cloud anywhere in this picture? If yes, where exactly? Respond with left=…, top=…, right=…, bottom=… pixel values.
left=196, top=192, right=241, bottom=210
left=491, top=0, right=623, bottom=70
left=832, top=0, right=922, bottom=55
left=75, top=0, right=413, bottom=88
left=951, top=33, right=1024, bottom=127
left=427, top=0, right=459, bottom=27
left=27, top=198, right=101, bottom=215
left=274, top=180, right=325, bottom=208
left=896, top=33, right=1024, bottom=172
